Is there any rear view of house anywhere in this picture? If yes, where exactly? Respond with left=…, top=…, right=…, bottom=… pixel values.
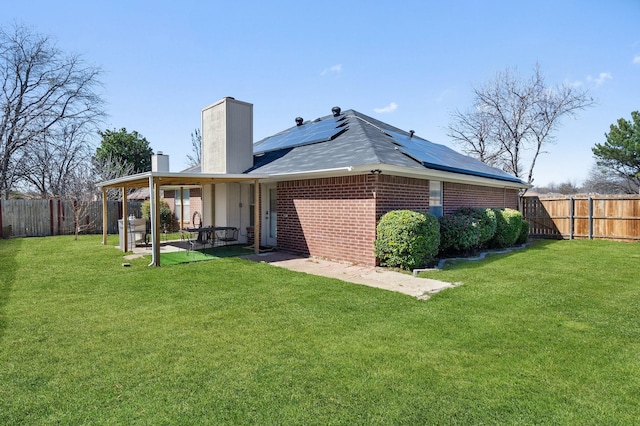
left=164, top=97, right=527, bottom=266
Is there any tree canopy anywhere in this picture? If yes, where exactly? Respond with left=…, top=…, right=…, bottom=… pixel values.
left=0, top=24, right=104, bottom=199
left=591, top=111, right=640, bottom=194
left=447, top=63, right=594, bottom=186
left=94, top=128, right=153, bottom=175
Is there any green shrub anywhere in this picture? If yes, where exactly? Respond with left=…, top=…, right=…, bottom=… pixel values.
left=438, top=213, right=481, bottom=254
left=141, top=199, right=175, bottom=231
left=516, top=220, right=530, bottom=244
left=490, top=208, right=523, bottom=248
left=454, top=207, right=497, bottom=246
left=374, top=210, right=440, bottom=270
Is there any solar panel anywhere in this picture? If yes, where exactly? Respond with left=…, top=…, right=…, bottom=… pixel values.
left=253, top=116, right=348, bottom=154
left=386, top=130, right=522, bottom=183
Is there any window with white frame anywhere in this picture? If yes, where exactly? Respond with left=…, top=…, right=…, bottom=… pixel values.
left=429, top=180, right=443, bottom=217
left=175, top=189, right=190, bottom=221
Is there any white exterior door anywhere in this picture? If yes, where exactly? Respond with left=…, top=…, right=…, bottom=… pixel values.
left=263, top=184, right=277, bottom=247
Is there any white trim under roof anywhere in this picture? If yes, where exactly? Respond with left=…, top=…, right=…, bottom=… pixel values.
left=98, top=171, right=270, bottom=189
left=252, top=164, right=530, bottom=190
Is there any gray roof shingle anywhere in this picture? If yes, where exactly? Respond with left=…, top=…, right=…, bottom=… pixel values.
left=248, top=109, right=524, bottom=184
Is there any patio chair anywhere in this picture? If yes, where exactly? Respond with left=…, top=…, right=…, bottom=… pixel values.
left=215, top=228, right=238, bottom=246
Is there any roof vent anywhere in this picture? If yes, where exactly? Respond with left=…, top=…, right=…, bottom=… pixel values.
left=409, top=130, right=415, bottom=138
left=331, top=106, right=341, bottom=117
left=295, top=117, right=304, bottom=126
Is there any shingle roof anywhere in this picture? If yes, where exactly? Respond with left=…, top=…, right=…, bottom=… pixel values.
left=247, top=109, right=525, bottom=184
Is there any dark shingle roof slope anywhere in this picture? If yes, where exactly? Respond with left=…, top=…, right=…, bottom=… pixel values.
left=248, top=109, right=524, bottom=184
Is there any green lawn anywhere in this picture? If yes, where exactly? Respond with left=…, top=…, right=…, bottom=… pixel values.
left=1, top=236, right=639, bottom=424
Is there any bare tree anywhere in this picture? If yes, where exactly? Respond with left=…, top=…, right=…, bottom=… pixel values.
left=447, top=107, right=504, bottom=167
left=0, top=24, right=105, bottom=199
left=186, top=128, right=201, bottom=167
left=582, top=163, right=637, bottom=194
left=92, top=155, right=136, bottom=200
left=448, top=64, right=594, bottom=186
left=61, top=160, right=96, bottom=239
left=19, top=120, right=94, bottom=198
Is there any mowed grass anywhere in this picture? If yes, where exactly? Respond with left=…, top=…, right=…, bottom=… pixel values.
left=1, top=236, right=639, bottom=424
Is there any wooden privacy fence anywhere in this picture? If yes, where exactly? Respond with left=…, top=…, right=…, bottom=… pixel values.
left=0, top=199, right=142, bottom=238
left=522, top=195, right=640, bottom=241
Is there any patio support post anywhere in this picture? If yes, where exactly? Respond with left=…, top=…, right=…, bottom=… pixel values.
left=148, top=175, right=161, bottom=267
left=122, top=187, right=128, bottom=252
left=102, top=187, right=108, bottom=245
left=179, top=187, right=184, bottom=230
left=254, top=179, right=260, bottom=255
left=154, top=178, right=161, bottom=265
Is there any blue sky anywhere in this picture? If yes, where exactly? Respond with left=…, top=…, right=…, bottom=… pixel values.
left=3, top=0, right=639, bottom=186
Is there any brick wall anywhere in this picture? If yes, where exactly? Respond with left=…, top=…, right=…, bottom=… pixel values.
left=277, top=175, right=378, bottom=265
left=443, top=182, right=519, bottom=214
left=163, top=188, right=202, bottom=225
left=374, top=174, right=430, bottom=219
left=276, top=174, right=431, bottom=266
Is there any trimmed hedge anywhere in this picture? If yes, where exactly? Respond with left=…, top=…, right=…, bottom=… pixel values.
left=374, top=210, right=440, bottom=270
left=516, top=220, right=530, bottom=244
left=490, top=208, right=523, bottom=248
left=438, top=214, right=481, bottom=254
left=454, top=207, right=497, bottom=246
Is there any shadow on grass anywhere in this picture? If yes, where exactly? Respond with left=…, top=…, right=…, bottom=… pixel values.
left=0, top=238, right=21, bottom=343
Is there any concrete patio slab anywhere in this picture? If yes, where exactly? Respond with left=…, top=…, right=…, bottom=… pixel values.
left=241, top=251, right=459, bottom=300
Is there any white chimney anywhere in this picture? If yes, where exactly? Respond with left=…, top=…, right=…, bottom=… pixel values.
left=152, top=152, right=170, bottom=172
left=201, top=97, right=253, bottom=174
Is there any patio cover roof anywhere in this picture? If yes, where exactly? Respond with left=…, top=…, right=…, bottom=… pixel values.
left=98, top=171, right=269, bottom=267
left=97, top=171, right=269, bottom=189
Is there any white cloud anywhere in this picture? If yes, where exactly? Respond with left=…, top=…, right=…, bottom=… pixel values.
left=374, top=102, right=398, bottom=114
left=320, top=64, right=342, bottom=76
left=587, top=72, right=613, bottom=87
left=565, top=79, right=583, bottom=88
left=633, top=55, right=640, bottom=64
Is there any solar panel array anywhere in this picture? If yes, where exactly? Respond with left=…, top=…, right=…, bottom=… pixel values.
left=253, top=116, right=348, bottom=154
left=387, top=130, right=522, bottom=183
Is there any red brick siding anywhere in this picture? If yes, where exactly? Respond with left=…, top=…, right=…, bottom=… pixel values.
left=277, top=175, right=378, bottom=265
left=276, top=174, right=432, bottom=266
left=373, top=174, right=430, bottom=219
left=443, top=182, right=519, bottom=214
left=163, top=188, right=202, bottom=225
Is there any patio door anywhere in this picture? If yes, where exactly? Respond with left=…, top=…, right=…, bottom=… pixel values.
left=263, top=184, right=277, bottom=247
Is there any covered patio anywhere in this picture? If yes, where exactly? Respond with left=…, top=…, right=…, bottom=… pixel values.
left=97, top=171, right=267, bottom=266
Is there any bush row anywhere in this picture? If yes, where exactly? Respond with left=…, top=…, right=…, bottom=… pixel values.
left=375, top=208, right=529, bottom=270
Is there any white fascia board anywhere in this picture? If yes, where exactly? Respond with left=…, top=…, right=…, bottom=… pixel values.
left=246, top=163, right=529, bottom=190
left=97, top=171, right=269, bottom=188
left=360, top=164, right=531, bottom=189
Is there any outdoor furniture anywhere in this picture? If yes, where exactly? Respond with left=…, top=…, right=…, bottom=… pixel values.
left=214, top=227, right=239, bottom=246
left=181, top=226, right=239, bottom=250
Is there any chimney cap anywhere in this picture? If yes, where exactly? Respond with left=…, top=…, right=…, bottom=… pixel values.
left=331, top=106, right=341, bottom=117
left=295, top=117, right=304, bottom=126
left=409, top=130, right=415, bottom=138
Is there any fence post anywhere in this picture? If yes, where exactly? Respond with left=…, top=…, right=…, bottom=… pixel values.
left=569, top=196, right=574, bottom=240
left=588, top=196, right=593, bottom=240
